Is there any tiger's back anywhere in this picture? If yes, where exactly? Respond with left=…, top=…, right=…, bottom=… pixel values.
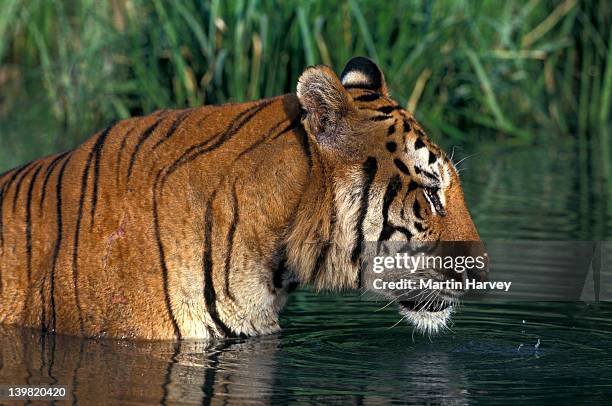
left=0, top=95, right=309, bottom=339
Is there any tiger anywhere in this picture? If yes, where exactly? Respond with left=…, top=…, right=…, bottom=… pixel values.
left=0, top=57, right=486, bottom=340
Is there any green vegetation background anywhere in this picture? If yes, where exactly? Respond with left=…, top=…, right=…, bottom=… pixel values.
left=0, top=0, right=610, bottom=173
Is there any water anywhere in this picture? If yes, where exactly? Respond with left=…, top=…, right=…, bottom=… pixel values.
left=1, top=140, right=611, bottom=404
left=1, top=299, right=612, bottom=404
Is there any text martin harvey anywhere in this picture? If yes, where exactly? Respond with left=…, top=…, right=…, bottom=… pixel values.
left=372, top=278, right=512, bottom=292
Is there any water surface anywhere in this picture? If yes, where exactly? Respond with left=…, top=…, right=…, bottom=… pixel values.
left=1, top=299, right=611, bottom=404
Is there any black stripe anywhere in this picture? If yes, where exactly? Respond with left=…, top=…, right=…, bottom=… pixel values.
left=387, top=124, right=396, bottom=135
left=237, top=118, right=291, bottom=159
left=394, top=158, right=410, bottom=175
left=414, top=166, right=440, bottom=181
left=386, top=141, right=397, bottom=153
left=224, top=183, right=239, bottom=302
left=428, top=150, right=437, bottom=164
left=161, top=105, right=257, bottom=186
left=203, top=192, right=233, bottom=337
left=21, top=164, right=43, bottom=326
left=148, top=103, right=272, bottom=338
left=50, top=154, right=72, bottom=333
left=205, top=118, right=303, bottom=303
left=271, top=116, right=303, bottom=142
left=391, top=225, right=412, bottom=240
left=377, top=105, right=400, bottom=114
left=344, top=83, right=379, bottom=91
left=370, top=114, right=393, bottom=121
left=216, top=116, right=302, bottom=181
left=195, top=109, right=216, bottom=127
left=127, top=117, right=165, bottom=180
left=25, top=166, right=43, bottom=275
left=0, top=163, right=30, bottom=192
left=90, top=125, right=114, bottom=229
left=0, top=163, right=30, bottom=247
left=115, top=125, right=136, bottom=187
left=403, top=120, right=412, bottom=133
left=152, top=171, right=182, bottom=339
left=413, top=197, right=423, bottom=219
left=152, top=109, right=193, bottom=150
left=353, top=93, right=381, bottom=102
left=72, top=134, right=107, bottom=335
left=161, top=100, right=273, bottom=190
left=414, top=137, right=426, bottom=149
left=379, top=175, right=402, bottom=241
left=12, top=163, right=39, bottom=212
left=378, top=175, right=402, bottom=241
left=351, top=157, right=378, bottom=264
left=39, top=151, right=71, bottom=212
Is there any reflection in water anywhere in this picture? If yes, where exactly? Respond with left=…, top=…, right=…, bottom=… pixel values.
left=0, top=326, right=280, bottom=405
left=2, top=296, right=612, bottom=404
left=0, top=321, right=472, bottom=405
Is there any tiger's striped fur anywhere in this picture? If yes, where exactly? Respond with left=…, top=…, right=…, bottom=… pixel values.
left=0, top=58, right=483, bottom=339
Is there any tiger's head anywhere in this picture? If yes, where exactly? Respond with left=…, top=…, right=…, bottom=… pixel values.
left=294, top=57, right=488, bottom=334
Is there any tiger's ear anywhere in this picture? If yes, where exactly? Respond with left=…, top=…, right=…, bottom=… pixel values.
left=340, top=56, right=388, bottom=96
left=297, top=65, right=354, bottom=144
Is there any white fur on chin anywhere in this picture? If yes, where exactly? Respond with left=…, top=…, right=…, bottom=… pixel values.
left=401, top=306, right=454, bottom=335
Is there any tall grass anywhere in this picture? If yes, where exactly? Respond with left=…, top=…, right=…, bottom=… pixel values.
left=0, top=0, right=610, bottom=171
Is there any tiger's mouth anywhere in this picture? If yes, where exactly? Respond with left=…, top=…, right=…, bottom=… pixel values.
left=398, top=297, right=455, bottom=335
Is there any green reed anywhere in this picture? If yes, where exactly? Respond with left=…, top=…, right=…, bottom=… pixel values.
left=0, top=0, right=610, bottom=171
